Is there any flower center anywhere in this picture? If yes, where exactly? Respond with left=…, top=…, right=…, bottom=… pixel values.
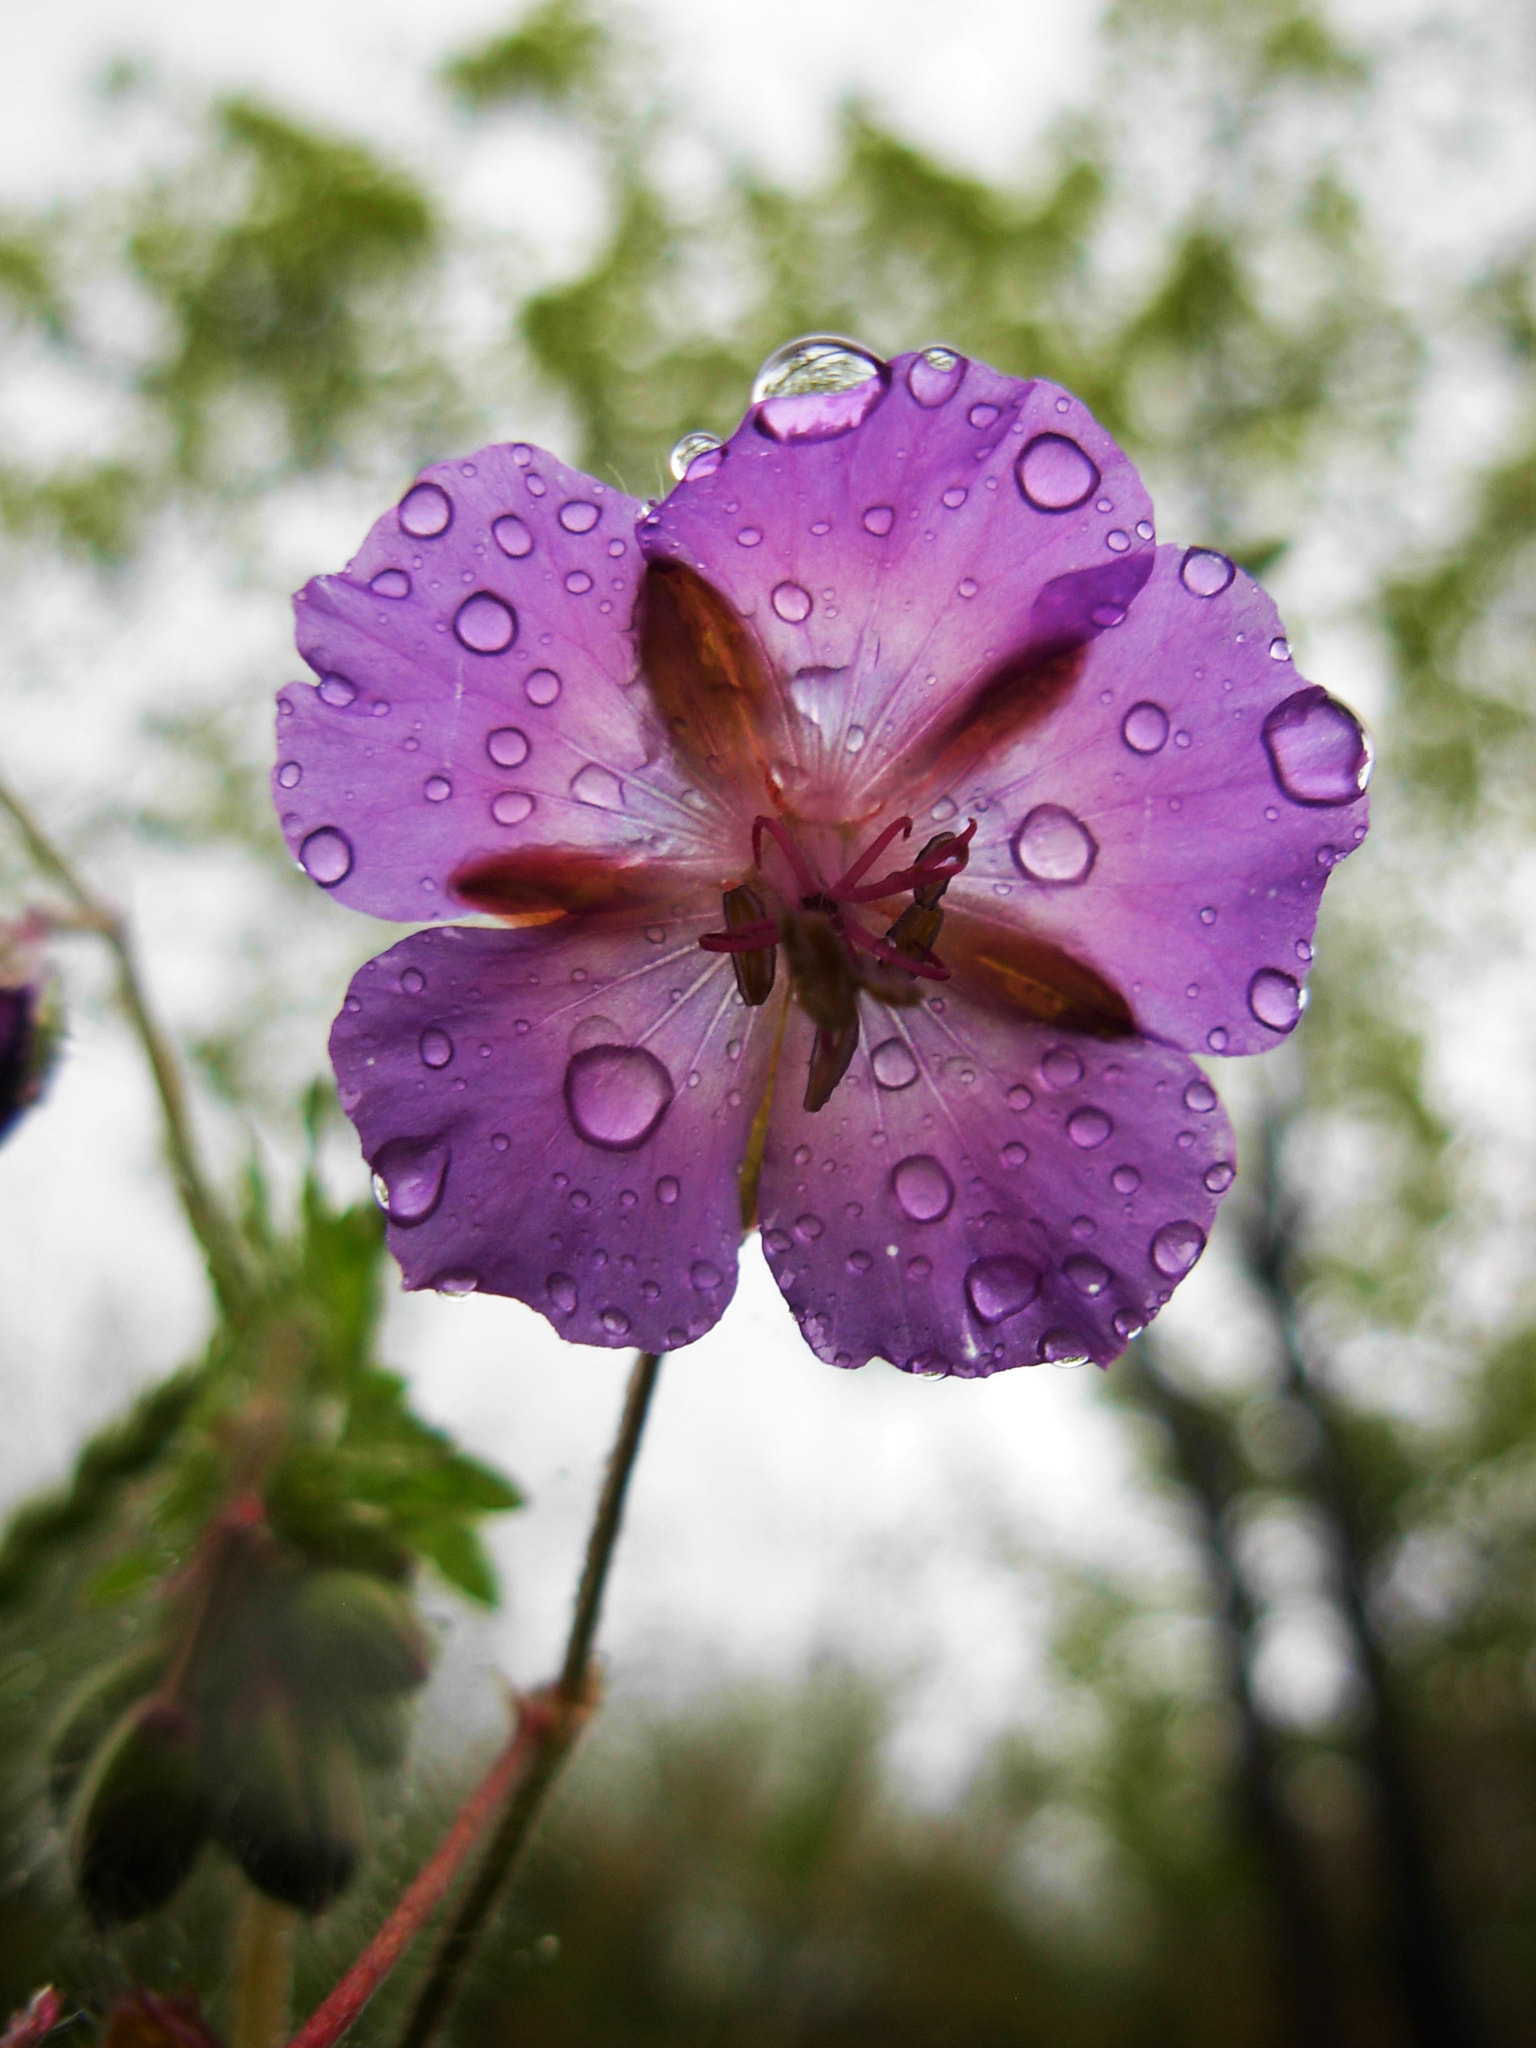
left=700, top=814, right=974, bottom=1111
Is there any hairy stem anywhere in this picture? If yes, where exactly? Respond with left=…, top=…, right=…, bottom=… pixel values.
left=0, top=780, right=254, bottom=1316
left=233, top=1890, right=298, bottom=2048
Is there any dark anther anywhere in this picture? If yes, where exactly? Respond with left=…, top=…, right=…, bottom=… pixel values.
left=721, top=884, right=776, bottom=1006
left=804, top=1014, right=860, bottom=1113
left=911, top=832, right=961, bottom=909
left=884, top=901, right=945, bottom=960
left=780, top=911, right=858, bottom=1035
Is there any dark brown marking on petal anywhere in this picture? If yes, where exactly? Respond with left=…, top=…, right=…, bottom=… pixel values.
left=451, top=845, right=680, bottom=920
left=942, top=906, right=1134, bottom=1035
left=913, top=645, right=1090, bottom=801
left=636, top=561, right=786, bottom=798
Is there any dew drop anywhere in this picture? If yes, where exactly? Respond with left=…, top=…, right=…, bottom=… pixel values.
left=1270, top=637, right=1291, bottom=661
left=564, top=569, right=593, bottom=595
left=547, top=1273, right=578, bottom=1314
left=1012, top=804, right=1097, bottom=885
left=1262, top=687, right=1372, bottom=805
left=299, top=827, right=353, bottom=886
left=1135, top=520, right=1154, bottom=541
left=564, top=1043, right=674, bottom=1150
left=690, top=1260, right=723, bottom=1291
left=656, top=1175, right=680, bottom=1205
left=1067, top=1106, right=1112, bottom=1149
left=845, top=724, right=867, bottom=754
left=277, top=761, right=301, bottom=788
left=434, top=1270, right=478, bottom=1296
left=1122, top=701, right=1170, bottom=754
left=1183, top=1078, right=1218, bottom=1113
left=964, top=1255, right=1040, bottom=1325
left=525, top=667, right=561, bottom=706
left=1111, top=1164, right=1142, bottom=1195
left=669, top=430, right=723, bottom=481
left=1039, top=1330, right=1089, bottom=1366
left=1199, top=906, right=1217, bottom=926
left=371, top=1135, right=448, bottom=1225
left=1204, top=1161, right=1235, bottom=1193
left=862, top=504, right=896, bottom=536
left=1106, top=528, right=1130, bottom=553
left=318, top=673, right=357, bottom=708
left=1017, top=434, right=1100, bottom=512
left=907, top=345, right=965, bottom=407
left=1064, top=1253, right=1111, bottom=1296
left=754, top=335, right=885, bottom=441
left=399, top=482, right=451, bottom=537
left=1248, top=967, right=1304, bottom=1034
left=736, top=526, right=762, bottom=548
left=1113, top=1311, right=1144, bottom=1339
left=568, top=1015, right=621, bottom=1053
left=1002, top=1141, right=1028, bottom=1167
left=871, top=1038, right=918, bottom=1089
left=424, top=775, right=451, bottom=802
left=486, top=726, right=530, bottom=768
left=419, top=1027, right=453, bottom=1069
left=571, top=763, right=624, bottom=809
left=454, top=592, right=517, bottom=654
left=772, top=581, right=813, bottom=623
left=1151, top=1220, right=1205, bottom=1277
left=371, top=568, right=410, bottom=597
left=493, top=514, right=533, bottom=558
left=400, top=967, right=425, bottom=994
left=1180, top=547, right=1235, bottom=597
left=1040, top=1046, right=1083, bottom=1091
left=942, top=485, right=968, bottom=510
left=1007, top=1083, right=1034, bottom=1111
left=795, top=1214, right=825, bottom=1241
left=601, top=1307, right=631, bottom=1338
left=846, top=1249, right=872, bottom=1274
left=891, top=1154, right=954, bottom=1223
left=558, top=499, right=600, bottom=533
left=1207, top=1026, right=1230, bottom=1052
left=968, top=401, right=1000, bottom=428
left=490, top=790, right=534, bottom=825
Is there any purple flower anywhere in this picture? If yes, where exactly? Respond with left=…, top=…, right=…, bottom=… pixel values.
left=274, top=340, right=1369, bottom=1375
left=0, top=916, right=59, bottom=1146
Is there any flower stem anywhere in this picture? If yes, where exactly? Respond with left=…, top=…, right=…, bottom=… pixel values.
left=0, top=779, right=255, bottom=1317
left=232, top=1890, right=298, bottom=2048
left=396, top=1347, right=664, bottom=2048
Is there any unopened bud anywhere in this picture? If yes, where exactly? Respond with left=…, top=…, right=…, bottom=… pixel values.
left=47, top=1642, right=166, bottom=1817
left=721, top=885, right=776, bottom=1007
left=283, top=1569, right=432, bottom=1701
left=68, top=1698, right=207, bottom=1926
left=205, top=1685, right=362, bottom=1913
left=338, top=1695, right=411, bottom=1771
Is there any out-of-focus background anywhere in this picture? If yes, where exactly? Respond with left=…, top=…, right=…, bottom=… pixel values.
left=3, top=0, right=1536, bottom=2040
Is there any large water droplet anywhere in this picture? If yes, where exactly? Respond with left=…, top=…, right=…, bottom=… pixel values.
left=568, top=1014, right=621, bottom=1053
left=669, top=430, right=723, bottom=480
left=1039, top=1331, right=1090, bottom=1366
left=434, top=1270, right=479, bottom=1296
left=424, top=775, right=451, bottom=802
left=1066, top=1106, right=1112, bottom=1149
left=1248, top=967, right=1304, bottom=1033
left=964, top=1255, right=1040, bottom=1324
left=1012, top=804, right=1097, bottom=885
left=486, top=726, right=530, bottom=768
left=454, top=592, right=517, bottom=654
left=399, top=482, right=451, bottom=537
left=558, top=499, right=600, bottom=533
left=277, top=761, right=301, bottom=788
left=691, top=1260, right=723, bottom=1291
left=891, top=1154, right=954, bottom=1223
left=1262, top=687, right=1372, bottom=806
left=1151, top=1219, right=1206, bottom=1278
left=1204, top=1161, right=1235, bottom=1192
left=1180, top=547, right=1235, bottom=597
left=1040, top=1046, right=1083, bottom=1090
left=564, top=1043, right=674, bottom=1150
left=1017, top=434, right=1100, bottom=512
left=418, top=1027, right=453, bottom=1070
left=772, top=581, right=813, bottom=624
left=1111, top=1164, right=1142, bottom=1195
left=372, top=1135, right=448, bottom=1225
left=490, top=790, right=534, bottom=825
left=1183, top=1077, right=1217, bottom=1113
left=754, top=336, right=885, bottom=441
left=493, top=513, right=533, bottom=558
left=570, top=763, right=624, bottom=809
left=907, top=346, right=965, bottom=407
left=525, top=667, right=561, bottom=706
left=601, top=1307, right=632, bottom=1338
left=318, top=673, right=357, bottom=708
left=1064, top=1253, right=1111, bottom=1296
left=789, top=664, right=846, bottom=727
left=871, top=1038, right=918, bottom=1089
left=371, top=568, right=410, bottom=598
left=1122, top=701, right=1169, bottom=754
left=862, top=504, right=896, bottom=537
left=548, top=1272, right=578, bottom=1315
left=299, top=827, right=353, bottom=887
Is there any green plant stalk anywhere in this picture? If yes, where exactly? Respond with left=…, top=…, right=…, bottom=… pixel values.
left=0, top=778, right=255, bottom=1316
left=233, top=1889, right=299, bottom=2048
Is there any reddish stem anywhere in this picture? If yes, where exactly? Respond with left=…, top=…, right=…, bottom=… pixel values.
left=283, top=1697, right=554, bottom=2048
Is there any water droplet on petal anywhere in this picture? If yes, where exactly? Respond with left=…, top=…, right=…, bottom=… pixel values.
left=1111, top=1164, right=1141, bottom=1195
left=1113, top=1310, right=1144, bottom=1339
left=454, top=592, right=517, bottom=654
left=419, top=1027, right=453, bottom=1069
left=1002, top=1141, right=1028, bottom=1167
left=1207, top=1026, right=1230, bottom=1052
left=1270, top=637, right=1291, bottom=661
left=525, top=667, right=561, bottom=706
left=371, top=1134, right=449, bottom=1225
left=1262, top=687, right=1372, bottom=805
left=1064, top=1253, right=1111, bottom=1296
left=669, top=430, right=723, bottom=480
left=563, top=569, right=593, bottom=594
left=965, top=1255, right=1040, bottom=1324
left=399, top=482, right=451, bottom=537
left=1151, top=1220, right=1205, bottom=1277
left=1204, top=1161, right=1235, bottom=1192
left=845, top=724, right=866, bottom=754
left=862, top=504, right=895, bottom=536
left=846, top=1249, right=872, bottom=1274
left=690, top=1260, right=723, bottom=1291
left=1017, top=434, right=1100, bottom=512
left=942, top=485, right=968, bottom=509
left=1039, top=1330, right=1089, bottom=1366
left=891, top=1154, right=954, bottom=1222
left=1106, top=528, right=1130, bottom=552
left=656, top=1176, right=680, bottom=1205
left=571, top=762, right=623, bottom=808
left=754, top=335, right=885, bottom=440
left=434, top=1270, right=479, bottom=1295
left=371, top=568, right=410, bottom=597
left=318, top=673, right=357, bottom=708
left=424, top=775, right=451, bottom=802
left=772, top=581, right=813, bottom=623
left=968, top=401, right=1000, bottom=428
left=486, top=726, right=530, bottom=768
left=490, top=790, right=534, bottom=825
left=1249, top=967, right=1304, bottom=1033
left=601, top=1307, right=631, bottom=1337
left=1012, top=805, right=1097, bottom=885
left=1040, top=1047, right=1083, bottom=1090
left=1067, top=1106, right=1112, bottom=1149
left=871, top=1038, right=918, bottom=1089
left=400, top=967, right=426, bottom=994
left=277, top=761, right=301, bottom=788
left=1007, top=1083, right=1034, bottom=1111
left=564, top=1043, right=674, bottom=1150
left=1122, top=701, right=1170, bottom=754
left=299, top=827, right=353, bottom=886
left=907, top=345, right=965, bottom=407
left=558, top=499, right=600, bottom=533
left=1135, top=520, right=1154, bottom=540
left=1183, top=1078, right=1217, bottom=1112
left=1180, top=547, right=1235, bottom=597
left=493, top=513, right=533, bottom=558
left=547, top=1273, right=578, bottom=1314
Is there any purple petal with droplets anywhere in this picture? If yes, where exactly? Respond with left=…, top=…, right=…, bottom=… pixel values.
left=640, top=355, right=1154, bottom=821
left=758, top=993, right=1231, bottom=1374
left=331, top=913, right=774, bottom=1350
left=947, top=546, right=1369, bottom=1056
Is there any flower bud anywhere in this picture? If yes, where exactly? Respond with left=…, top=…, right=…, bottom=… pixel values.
left=0, top=919, right=60, bottom=1146
left=204, top=1684, right=363, bottom=1913
left=46, top=1641, right=166, bottom=1816
left=68, top=1698, right=207, bottom=1926
left=282, top=1569, right=432, bottom=1701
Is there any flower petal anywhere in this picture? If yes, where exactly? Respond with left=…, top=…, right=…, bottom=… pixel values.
left=276, top=444, right=729, bottom=922
left=331, top=911, right=776, bottom=1350
left=640, top=352, right=1153, bottom=822
left=758, top=991, right=1232, bottom=1375
left=940, top=547, right=1370, bottom=1056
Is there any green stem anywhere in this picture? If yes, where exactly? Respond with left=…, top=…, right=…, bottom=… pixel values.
left=233, top=1888, right=298, bottom=2048
left=395, top=1348, right=664, bottom=2048
left=0, top=779, right=254, bottom=1317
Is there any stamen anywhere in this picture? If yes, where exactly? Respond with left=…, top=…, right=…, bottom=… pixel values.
left=834, top=820, right=976, bottom=905
left=708, top=882, right=777, bottom=1007
left=752, top=815, right=819, bottom=898
left=842, top=916, right=951, bottom=981
left=699, top=922, right=780, bottom=953
left=828, top=815, right=912, bottom=898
